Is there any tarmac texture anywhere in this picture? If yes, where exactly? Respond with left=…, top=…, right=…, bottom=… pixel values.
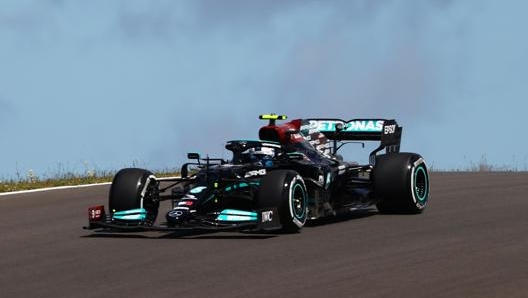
left=1, top=172, right=527, bottom=298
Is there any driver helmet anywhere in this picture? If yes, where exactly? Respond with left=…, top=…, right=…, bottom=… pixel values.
left=241, top=146, right=275, bottom=167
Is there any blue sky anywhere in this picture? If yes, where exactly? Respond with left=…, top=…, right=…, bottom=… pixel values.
left=1, top=0, right=527, bottom=179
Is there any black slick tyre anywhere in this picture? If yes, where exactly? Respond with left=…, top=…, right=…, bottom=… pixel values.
left=373, top=153, right=429, bottom=214
left=257, top=170, right=308, bottom=233
left=109, top=168, right=159, bottom=224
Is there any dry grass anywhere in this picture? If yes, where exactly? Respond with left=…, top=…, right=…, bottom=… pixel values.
left=2, top=154, right=523, bottom=193
left=0, top=169, right=180, bottom=193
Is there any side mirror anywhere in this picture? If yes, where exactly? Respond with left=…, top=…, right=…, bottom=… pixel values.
left=187, top=153, right=200, bottom=160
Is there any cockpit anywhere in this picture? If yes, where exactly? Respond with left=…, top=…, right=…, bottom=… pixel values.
left=225, top=140, right=281, bottom=167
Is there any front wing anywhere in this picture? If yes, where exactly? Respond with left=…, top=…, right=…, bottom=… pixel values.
left=84, top=206, right=281, bottom=232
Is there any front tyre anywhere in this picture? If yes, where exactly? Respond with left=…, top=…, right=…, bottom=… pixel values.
left=257, top=170, right=308, bottom=233
left=373, top=153, right=430, bottom=214
left=109, top=168, right=160, bottom=224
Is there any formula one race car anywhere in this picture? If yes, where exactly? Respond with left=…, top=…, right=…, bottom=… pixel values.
left=85, top=114, right=429, bottom=233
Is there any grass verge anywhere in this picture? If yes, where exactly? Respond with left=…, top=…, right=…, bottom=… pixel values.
left=0, top=170, right=180, bottom=193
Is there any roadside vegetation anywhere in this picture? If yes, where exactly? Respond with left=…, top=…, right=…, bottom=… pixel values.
left=0, top=154, right=524, bottom=193
left=429, top=154, right=526, bottom=172
left=0, top=168, right=180, bottom=193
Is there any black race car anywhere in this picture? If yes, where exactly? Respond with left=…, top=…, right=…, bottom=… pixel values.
left=85, top=114, right=429, bottom=233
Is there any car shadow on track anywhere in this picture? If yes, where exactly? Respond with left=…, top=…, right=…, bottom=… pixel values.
left=81, top=233, right=151, bottom=239
left=305, top=208, right=379, bottom=228
left=161, top=233, right=277, bottom=240
left=81, top=229, right=279, bottom=240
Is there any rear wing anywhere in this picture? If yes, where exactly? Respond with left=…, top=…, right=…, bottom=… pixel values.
left=301, top=119, right=402, bottom=164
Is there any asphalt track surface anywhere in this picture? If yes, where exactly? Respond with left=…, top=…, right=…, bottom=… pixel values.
left=1, top=172, right=527, bottom=298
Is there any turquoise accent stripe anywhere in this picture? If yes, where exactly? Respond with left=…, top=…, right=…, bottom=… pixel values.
left=113, top=208, right=147, bottom=221
left=216, top=209, right=258, bottom=222
left=224, top=181, right=260, bottom=192
left=220, top=209, right=257, bottom=216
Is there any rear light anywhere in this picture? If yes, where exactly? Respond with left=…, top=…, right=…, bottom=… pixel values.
left=178, top=200, right=195, bottom=207
left=88, top=205, right=106, bottom=221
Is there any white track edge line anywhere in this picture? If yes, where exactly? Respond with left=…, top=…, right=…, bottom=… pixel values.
left=0, top=176, right=182, bottom=198
left=0, top=182, right=112, bottom=197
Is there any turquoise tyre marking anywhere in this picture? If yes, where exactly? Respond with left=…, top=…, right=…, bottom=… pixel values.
left=292, top=183, right=306, bottom=219
left=414, top=166, right=429, bottom=202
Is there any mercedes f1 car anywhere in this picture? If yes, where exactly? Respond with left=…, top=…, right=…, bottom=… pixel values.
left=85, top=114, right=429, bottom=233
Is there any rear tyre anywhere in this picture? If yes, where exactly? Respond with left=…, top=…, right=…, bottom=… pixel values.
left=257, top=170, right=308, bottom=233
left=109, top=168, right=159, bottom=224
left=373, top=153, right=429, bottom=214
